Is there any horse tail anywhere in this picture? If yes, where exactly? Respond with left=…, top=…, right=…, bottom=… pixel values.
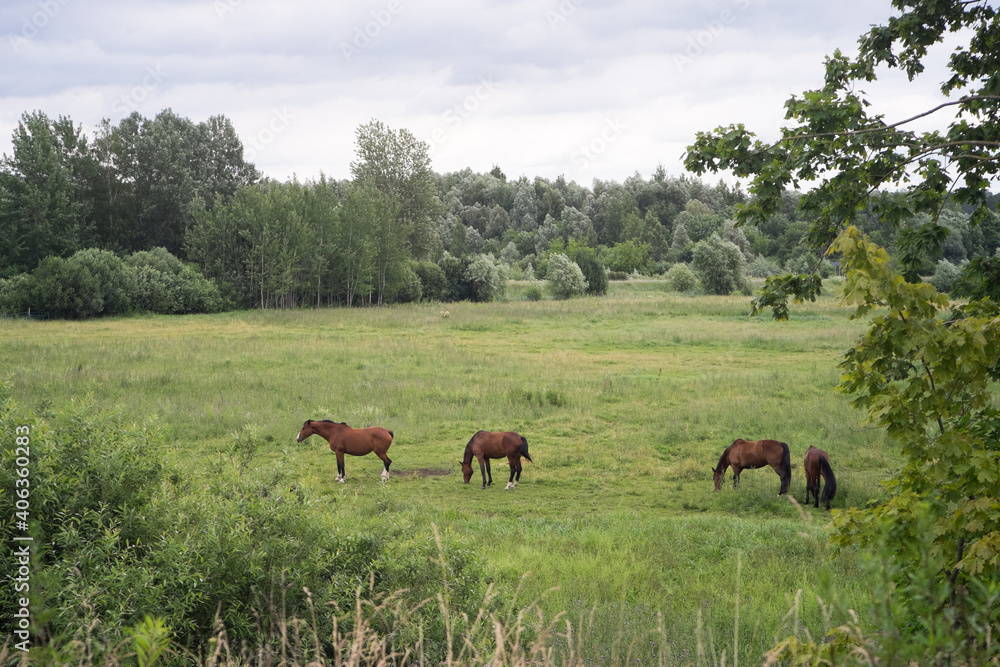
left=388, top=430, right=394, bottom=439
left=780, top=442, right=792, bottom=493
left=820, top=455, right=837, bottom=502
left=520, top=436, right=533, bottom=463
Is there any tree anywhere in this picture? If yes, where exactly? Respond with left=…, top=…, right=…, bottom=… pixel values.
left=546, top=253, right=588, bottom=299
left=685, top=0, right=1000, bottom=657
left=567, top=242, right=608, bottom=296
left=510, top=178, right=539, bottom=231
left=690, top=233, right=747, bottom=295
left=0, top=111, right=92, bottom=275
left=464, top=253, right=506, bottom=302
left=350, top=120, right=442, bottom=260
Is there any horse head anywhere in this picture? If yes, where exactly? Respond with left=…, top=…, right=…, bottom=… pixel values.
left=460, top=459, right=474, bottom=483
left=296, top=420, right=317, bottom=443
left=712, top=466, right=725, bottom=491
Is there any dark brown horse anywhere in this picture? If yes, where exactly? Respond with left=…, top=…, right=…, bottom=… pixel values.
left=461, top=430, right=532, bottom=490
left=296, top=419, right=393, bottom=483
left=712, top=438, right=791, bottom=495
left=804, top=445, right=837, bottom=509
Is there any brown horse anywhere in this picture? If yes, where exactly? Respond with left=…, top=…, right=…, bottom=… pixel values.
left=712, top=438, right=791, bottom=496
left=461, top=430, right=532, bottom=490
left=296, top=419, right=393, bottom=483
left=804, top=445, right=837, bottom=510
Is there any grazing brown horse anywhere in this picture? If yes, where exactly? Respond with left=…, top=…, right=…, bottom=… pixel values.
left=461, top=431, right=533, bottom=490
left=804, top=445, right=837, bottom=510
left=296, top=419, right=393, bottom=483
left=712, top=438, right=791, bottom=496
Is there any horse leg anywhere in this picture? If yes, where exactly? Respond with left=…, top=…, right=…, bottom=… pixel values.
left=804, top=475, right=813, bottom=505
left=477, top=455, right=488, bottom=489
left=336, top=451, right=346, bottom=483
left=378, top=452, right=392, bottom=482
left=485, top=459, right=493, bottom=487
left=505, top=456, right=517, bottom=490
left=771, top=463, right=788, bottom=496
left=732, top=466, right=741, bottom=490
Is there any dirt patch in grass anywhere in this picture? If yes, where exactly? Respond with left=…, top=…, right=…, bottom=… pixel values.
left=390, top=468, right=453, bottom=478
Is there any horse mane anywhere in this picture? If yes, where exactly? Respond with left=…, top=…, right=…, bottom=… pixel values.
left=462, top=431, right=483, bottom=464
left=317, top=420, right=347, bottom=426
left=714, top=447, right=730, bottom=471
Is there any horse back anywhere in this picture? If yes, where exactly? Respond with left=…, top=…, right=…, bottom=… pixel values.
left=470, top=430, right=522, bottom=458
left=338, top=425, right=393, bottom=455
left=729, top=438, right=784, bottom=467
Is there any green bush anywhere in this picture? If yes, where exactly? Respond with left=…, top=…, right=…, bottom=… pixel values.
left=747, top=255, right=782, bottom=278
left=438, top=253, right=473, bottom=302
left=665, top=262, right=699, bottom=292
left=0, top=248, right=224, bottom=318
left=0, top=272, right=35, bottom=314
left=464, top=254, right=507, bottom=302
left=391, top=264, right=423, bottom=303
left=546, top=253, right=588, bottom=299
left=524, top=284, right=543, bottom=301
left=411, top=260, right=446, bottom=301
left=30, top=256, right=104, bottom=318
left=929, top=258, right=964, bottom=293
left=573, top=249, right=609, bottom=296
left=691, top=233, right=748, bottom=295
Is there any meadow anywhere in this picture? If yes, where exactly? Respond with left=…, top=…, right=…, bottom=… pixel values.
left=0, top=280, right=898, bottom=665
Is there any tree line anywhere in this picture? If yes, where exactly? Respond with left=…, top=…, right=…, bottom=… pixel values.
left=2, top=109, right=998, bottom=318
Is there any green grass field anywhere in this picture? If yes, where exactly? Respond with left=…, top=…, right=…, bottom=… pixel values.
left=0, top=280, right=896, bottom=665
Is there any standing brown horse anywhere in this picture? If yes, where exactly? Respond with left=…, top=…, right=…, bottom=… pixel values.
left=296, top=419, right=393, bottom=483
left=461, top=430, right=532, bottom=490
left=804, top=445, right=837, bottom=509
left=712, top=438, right=791, bottom=496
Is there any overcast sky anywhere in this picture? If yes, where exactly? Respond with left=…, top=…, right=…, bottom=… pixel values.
left=0, top=0, right=953, bottom=187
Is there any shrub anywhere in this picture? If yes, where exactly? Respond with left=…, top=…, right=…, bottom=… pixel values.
left=391, top=265, right=423, bottom=303
left=411, top=260, right=446, bottom=301
left=602, top=239, right=650, bottom=274
left=0, top=273, right=35, bottom=314
left=30, top=256, right=104, bottom=318
left=464, top=253, right=507, bottom=302
left=524, top=284, right=543, bottom=301
left=573, top=249, right=609, bottom=296
left=546, top=253, right=588, bottom=299
left=665, top=263, right=699, bottom=292
left=747, top=255, right=782, bottom=278
left=69, top=248, right=139, bottom=315
left=691, top=233, right=748, bottom=295
left=929, top=258, right=964, bottom=293
left=438, top=253, right=473, bottom=302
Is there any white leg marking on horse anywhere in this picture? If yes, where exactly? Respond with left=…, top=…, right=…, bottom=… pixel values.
left=381, top=469, right=389, bottom=482
left=505, top=481, right=513, bottom=490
